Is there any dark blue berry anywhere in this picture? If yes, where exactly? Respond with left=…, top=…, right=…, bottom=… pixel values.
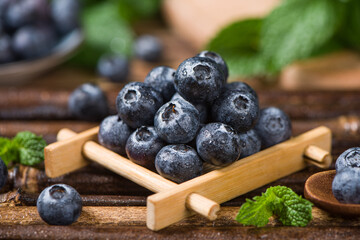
left=223, top=82, right=258, bottom=100
left=134, top=35, right=162, bottom=62
left=37, top=184, right=82, bottom=225
left=197, top=50, right=228, bottom=81
left=211, top=90, right=259, bottom=133
left=335, top=147, right=360, bottom=172
left=97, top=54, right=129, bottom=83
left=68, top=83, right=109, bottom=121
left=171, top=93, right=208, bottom=123
left=51, top=0, right=80, bottom=35
left=98, top=115, right=132, bottom=156
left=0, top=35, right=15, bottom=63
left=332, top=167, right=360, bottom=204
left=116, top=82, right=163, bottom=129
left=238, top=129, right=261, bottom=158
left=126, top=126, right=165, bottom=170
left=174, top=57, right=225, bottom=103
left=154, top=99, right=200, bottom=144
left=196, top=122, right=241, bottom=166
left=254, top=107, right=292, bottom=148
left=0, top=158, right=8, bottom=190
left=144, top=66, right=176, bottom=102
left=155, top=144, right=203, bottom=183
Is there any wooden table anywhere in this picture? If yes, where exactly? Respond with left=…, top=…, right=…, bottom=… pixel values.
left=1, top=26, right=360, bottom=240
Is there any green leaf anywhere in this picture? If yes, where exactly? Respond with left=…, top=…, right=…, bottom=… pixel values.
left=339, top=0, right=360, bottom=50
left=117, top=0, right=161, bottom=23
left=13, top=132, right=46, bottom=166
left=0, top=138, right=18, bottom=166
left=261, top=0, right=346, bottom=71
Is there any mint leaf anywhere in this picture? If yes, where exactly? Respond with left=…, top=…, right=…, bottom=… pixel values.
left=12, top=131, right=46, bottom=166
left=117, top=0, right=161, bottom=23
left=339, top=0, right=360, bottom=50
left=261, top=0, right=346, bottom=71
left=235, top=186, right=313, bottom=227
left=0, top=138, right=18, bottom=166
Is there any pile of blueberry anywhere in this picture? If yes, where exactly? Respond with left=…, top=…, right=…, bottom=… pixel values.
left=0, top=0, right=80, bottom=64
left=332, top=147, right=360, bottom=204
left=98, top=51, right=292, bottom=183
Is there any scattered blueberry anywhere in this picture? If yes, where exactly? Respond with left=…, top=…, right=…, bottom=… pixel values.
left=335, top=147, right=360, bottom=172
left=196, top=122, right=241, bottom=166
left=98, top=115, right=132, bottom=156
left=97, top=54, right=129, bottom=83
left=155, top=144, right=203, bottom=183
left=238, top=129, right=261, bottom=158
left=174, top=56, right=225, bottom=103
left=197, top=50, right=228, bottom=81
left=126, top=126, right=165, bottom=170
left=154, top=99, right=200, bottom=144
left=68, top=83, right=109, bottom=121
left=37, top=184, right=82, bottom=225
left=254, top=107, right=292, bottom=148
left=134, top=35, right=162, bottom=62
left=211, top=90, right=259, bottom=133
left=144, top=66, right=176, bottom=102
left=223, top=82, right=258, bottom=100
left=171, top=93, right=208, bottom=123
left=51, top=0, right=80, bottom=35
left=116, top=82, right=163, bottom=129
left=332, top=167, right=360, bottom=204
left=0, top=158, right=8, bottom=190
left=0, top=35, right=15, bottom=63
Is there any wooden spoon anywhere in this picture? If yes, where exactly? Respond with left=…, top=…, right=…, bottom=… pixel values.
left=304, top=170, right=360, bottom=216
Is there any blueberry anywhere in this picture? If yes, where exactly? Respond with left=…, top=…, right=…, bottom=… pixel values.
left=51, top=0, right=80, bottom=34
left=144, top=66, right=176, bottom=102
left=196, top=122, right=241, bottom=166
left=98, top=115, right=132, bottom=156
left=0, top=35, right=15, bottom=63
left=68, top=83, right=109, bottom=121
left=154, top=99, right=200, bottom=144
left=134, top=35, right=162, bottom=62
left=211, top=90, right=259, bottom=133
left=0, top=158, right=8, bottom=190
left=155, top=144, right=203, bottom=183
left=12, top=25, right=56, bottom=60
left=171, top=93, right=208, bottom=123
left=332, top=167, right=360, bottom=204
left=37, top=184, right=82, bottom=225
left=223, top=82, right=258, bottom=100
left=174, top=57, right=225, bottom=103
left=125, top=126, right=165, bottom=170
left=116, top=82, right=163, bottom=129
left=97, top=54, right=129, bottom=83
left=335, top=147, right=360, bottom=172
left=238, top=129, right=261, bottom=158
left=197, top=50, right=228, bottom=81
left=254, top=107, right=292, bottom=148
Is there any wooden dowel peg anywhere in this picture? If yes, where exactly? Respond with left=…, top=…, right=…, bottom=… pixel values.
left=304, top=145, right=332, bottom=169
left=52, top=128, right=220, bottom=221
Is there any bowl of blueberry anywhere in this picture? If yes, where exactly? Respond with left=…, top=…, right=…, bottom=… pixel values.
left=0, top=0, right=83, bottom=83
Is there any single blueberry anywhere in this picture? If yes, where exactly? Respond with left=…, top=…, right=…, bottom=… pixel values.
left=155, top=144, right=203, bottom=183
left=211, top=90, right=259, bottom=133
left=238, top=129, right=261, bottom=158
left=254, top=107, right=292, bottom=149
left=196, top=122, right=241, bottom=166
left=335, top=147, right=360, bottom=172
left=0, top=35, right=15, bottom=63
left=98, top=115, right=132, bottom=156
left=332, top=167, right=360, bottom=204
left=171, top=93, right=208, bottom=123
left=197, top=50, right=228, bottom=81
left=51, top=0, right=80, bottom=35
left=144, top=66, right=176, bottom=102
left=125, top=126, right=165, bottom=170
left=116, top=82, right=163, bottom=129
left=174, top=57, right=225, bottom=103
left=223, top=82, right=258, bottom=100
left=68, top=83, right=109, bottom=121
left=97, top=54, right=129, bottom=83
left=37, top=184, right=82, bottom=225
left=134, top=35, right=162, bottom=62
left=154, top=99, right=200, bottom=144
left=0, top=158, right=8, bottom=190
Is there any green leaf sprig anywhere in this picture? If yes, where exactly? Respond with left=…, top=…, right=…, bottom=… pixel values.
left=236, top=186, right=313, bottom=227
left=0, top=131, right=47, bottom=166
